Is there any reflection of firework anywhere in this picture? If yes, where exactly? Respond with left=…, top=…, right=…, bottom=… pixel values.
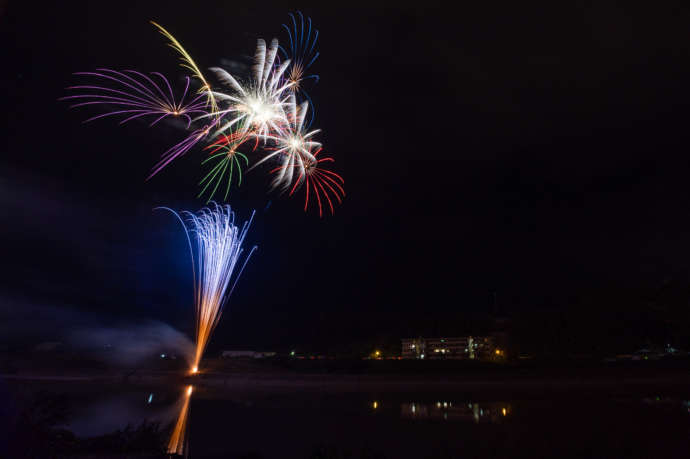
left=159, top=204, right=257, bottom=373
left=167, top=385, right=193, bottom=456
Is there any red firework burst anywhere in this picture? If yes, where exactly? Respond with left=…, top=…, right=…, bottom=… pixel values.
left=271, top=148, right=344, bottom=217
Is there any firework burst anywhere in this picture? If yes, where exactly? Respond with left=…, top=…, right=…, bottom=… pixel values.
left=281, top=11, right=320, bottom=126
left=61, top=69, right=208, bottom=128
left=151, top=21, right=219, bottom=115
left=205, top=38, right=294, bottom=140
left=198, top=126, right=251, bottom=202
left=249, top=94, right=321, bottom=191
left=275, top=147, right=344, bottom=218
left=65, top=13, right=344, bottom=216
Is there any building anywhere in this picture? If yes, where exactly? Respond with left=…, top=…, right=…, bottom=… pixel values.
left=401, top=336, right=496, bottom=360
left=221, top=350, right=276, bottom=359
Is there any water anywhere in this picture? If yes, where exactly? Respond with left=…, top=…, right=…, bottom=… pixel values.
left=4, top=379, right=690, bottom=458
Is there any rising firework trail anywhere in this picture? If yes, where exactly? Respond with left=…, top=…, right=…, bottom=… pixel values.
left=158, top=204, right=257, bottom=373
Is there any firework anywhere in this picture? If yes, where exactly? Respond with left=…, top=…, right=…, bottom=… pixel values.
left=275, top=147, right=344, bottom=218
left=147, top=118, right=219, bottom=180
left=198, top=124, right=251, bottom=202
left=249, top=94, right=321, bottom=191
left=61, top=69, right=208, bottom=128
left=159, top=204, right=257, bottom=373
left=64, top=14, right=343, bottom=215
left=205, top=38, right=294, bottom=140
left=281, top=11, right=320, bottom=126
left=151, top=21, right=219, bottom=116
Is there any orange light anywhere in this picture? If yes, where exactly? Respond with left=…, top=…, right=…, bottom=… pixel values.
left=191, top=366, right=198, bottom=374
left=502, top=407, right=507, bottom=416
left=187, top=385, right=193, bottom=396
left=372, top=401, right=378, bottom=409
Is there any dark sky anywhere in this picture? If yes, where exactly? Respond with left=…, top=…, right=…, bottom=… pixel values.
left=3, top=1, right=690, bottom=350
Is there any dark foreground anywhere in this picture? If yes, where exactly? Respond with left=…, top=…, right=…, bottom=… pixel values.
left=2, top=360, right=690, bottom=458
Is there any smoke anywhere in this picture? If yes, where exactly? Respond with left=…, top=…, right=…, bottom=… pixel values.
left=69, top=321, right=194, bottom=366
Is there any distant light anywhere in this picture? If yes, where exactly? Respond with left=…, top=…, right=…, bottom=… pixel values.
left=412, top=404, right=416, bottom=413
left=290, top=350, right=295, bottom=356
left=420, top=354, right=425, bottom=359
left=437, top=402, right=441, bottom=408
left=187, top=386, right=193, bottom=396
left=495, top=349, right=501, bottom=355
left=411, top=344, right=415, bottom=349
left=160, top=354, right=166, bottom=358
left=372, top=401, right=378, bottom=409
left=502, top=407, right=507, bottom=416
left=191, top=366, right=198, bottom=374
left=147, top=393, right=153, bottom=404
left=443, top=402, right=447, bottom=408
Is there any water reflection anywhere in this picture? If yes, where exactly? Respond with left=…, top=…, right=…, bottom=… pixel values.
left=642, top=395, right=690, bottom=415
left=400, top=401, right=511, bottom=423
left=168, top=385, right=193, bottom=457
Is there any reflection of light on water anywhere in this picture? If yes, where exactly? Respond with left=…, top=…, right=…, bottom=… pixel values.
left=168, top=385, right=193, bottom=456
left=642, top=396, right=690, bottom=416
left=399, top=401, right=511, bottom=423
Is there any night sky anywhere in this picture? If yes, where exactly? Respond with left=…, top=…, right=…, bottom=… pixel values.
left=3, top=1, right=690, bottom=352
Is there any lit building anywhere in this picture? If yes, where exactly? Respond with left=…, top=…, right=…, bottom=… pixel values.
left=401, top=336, right=496, bottom=360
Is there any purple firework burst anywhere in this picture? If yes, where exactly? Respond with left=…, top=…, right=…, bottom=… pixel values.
left=61, top=68, right=209, bottom=129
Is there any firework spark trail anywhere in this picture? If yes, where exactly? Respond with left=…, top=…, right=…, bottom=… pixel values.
left=272, top=147, right=345, bottom=217
left=249, top=93, right=321, bottom=191
left=61, top=69, right=208, bottom=128
left=151, top=21, right=219, bottom=116
left=198, top=123, right=252, bottom=202
left=281, top=11, right=320, bottom=127
left=158, top=204, right=257, bottom=373
left=64, top=14, right=344, bottom=215
left=147, top=118, right=218, bottom=180
left=204, top=38, right=294, bottom=141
